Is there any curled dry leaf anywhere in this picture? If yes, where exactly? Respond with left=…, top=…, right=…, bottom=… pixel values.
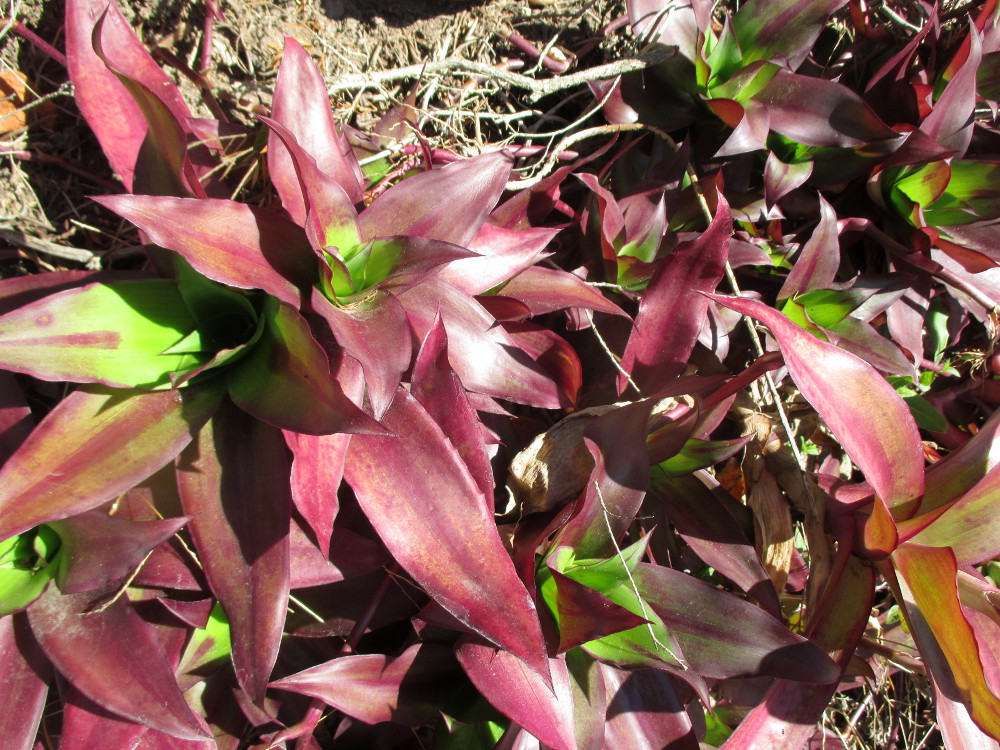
left=505, top=397, right=689, bottom=517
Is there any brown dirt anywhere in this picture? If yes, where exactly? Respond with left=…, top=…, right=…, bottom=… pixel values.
left=0, top=0, right=626, bottom=270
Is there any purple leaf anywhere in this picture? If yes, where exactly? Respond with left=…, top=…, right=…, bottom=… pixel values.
left=412, top=315, right=495, bottom=498
left=456, top=636, right=576, bottom=750
left=601, top=664, right=700, bottom=750
left=764, top=151, right=813, bottom=207
left=27, top=585, right=211, bottom=740
left=49, top=511, right=189, bottom=596
left=0, top=382, right=223, bottom=542
left=496, top=266, right=627, bottom=318
left=634, top=564, right=839, bottom=682
left=398, top=277, right=570, bottom=408
left=649, top=472, right=781, bottom=617
left=711, top=97, right=772, bottom=156
left=344, top=390, right=549, bottom=677
left=754, top=70, right=897, bottom=148
left=65, top=0, right=191, bottom=191
left=311, top=288, right=411, bottom=419
left=0, top=613, right=49, bottom=750
left=922, top=25, right=982, bottom=156
left=549, top=567, right=650, bottom=652
left=503, top=322, right=584, bottom=407
left=176, top=401, right=291, bottom=703
left=556, top=400, right=657, bottom=558
left=269, top=37, right=364, bottom=219
left=722, top=556, right=875, bottom=747
left=94, top=195, right=317, bottom=308
left=0, top=371, right=32, bottom=466
left=621, top=194, right=731, bottom=394
left=270, top=643, right=463, bottom=726
left=778, top=194, right=840, bottom=300
left=708, top=294, right=924, bottom=516
left=628, top=0, right=709, bottom=61
left=228, top=298, right=382, bottom=435
left=59, top=687, right=216, bottom=750
left=359, top=152, right=511, bottom=247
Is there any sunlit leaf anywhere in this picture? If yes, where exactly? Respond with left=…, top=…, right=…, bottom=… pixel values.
left=708, top=294, right=924, bottom=516
left=344, top=390, right=549, bottom=677
left=0, top=280, right=205, bottom=388
left=0, top=382, right=223, bottom=542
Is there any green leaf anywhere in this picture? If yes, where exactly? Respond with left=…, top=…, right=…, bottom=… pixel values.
left=176, top=602, right=232, bottom=676
left=228, top=297, right=381, bottom=435
left=0, top=527, right=60, bottom=616
left=779, top=297, right=828, bottom=340
left=341, top=238, right=406, bottom=295
left=903, top=394, right=949, bottom=433
left=893, top=161, right=951, bottom=211
left=925, top=160, right=1000, bottom=227
left=0, top=280, right=206, bottom=388
left=794, top=288, right=866, bottom=329
left=553, top=538, right=682, bottom=668
left=654, top=435, right=752, bottom=477
left=709, top=60, right=780, bottom=102
left=175, top=258, right=258, bottom=352
left=705, top=711, right=734, bottom=745
left=435, top=718, right=506, bottom=750
left=704, top=18, right=744, bottom=86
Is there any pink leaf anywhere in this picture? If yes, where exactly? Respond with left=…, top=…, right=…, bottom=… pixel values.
left=778, top=194, right=840, bottom=299
left=269, top=37, right=364, bottom=219
left=344, top=390, right=549, bottom=677
left=311, top=288, right=411, bottom=419
left=94, top=195, right=316, bottom=308
left=28, top=586, right=210, bottom=740
left=0, top=614, right=49, bottom=750
left=398, top=277, right=570, bottom=408
left=622, top=194, right=731, bottom=394
left=270, top=643, right=463, bottom=726
left=496, top=266, right=627, bottom=318
left=65, top=0, right=191, bottom=191
left=59, top=687, right=216, bottom=750
left=49, top=511, right=189, bottom=596
left=456, top=636, right=576, bottom=750
left=412, top=315, right=495, bottom=499
left=601, top=664, right=700, bottom=750
left=359, top=152, right=511, bottom=247
left=0, top=383, right=222, bottom=542
left=708, top=293, right=924, bottom=515
left=176, top=401, right=291, bottom=704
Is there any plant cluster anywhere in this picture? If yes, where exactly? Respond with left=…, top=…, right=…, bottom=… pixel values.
left=2, top=0, right=1000, bottom=747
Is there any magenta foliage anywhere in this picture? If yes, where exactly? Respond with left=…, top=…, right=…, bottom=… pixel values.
left=6, top=0, right=1000, bottom=747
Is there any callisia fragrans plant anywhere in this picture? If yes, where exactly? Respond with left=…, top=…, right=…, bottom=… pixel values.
left=2, top=0, right=1000, bottom=748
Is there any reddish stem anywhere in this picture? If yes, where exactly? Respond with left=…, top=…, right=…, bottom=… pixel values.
left=2, top=19, right=67, bottom=68
left=506, top=30, right=571, bottom=74
left=0, top=148, right=122, bottom=192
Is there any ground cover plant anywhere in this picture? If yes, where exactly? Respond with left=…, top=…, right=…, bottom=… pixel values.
left=2, top=0, right=1000, bottom=747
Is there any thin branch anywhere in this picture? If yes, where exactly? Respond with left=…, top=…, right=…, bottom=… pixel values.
left=327, top=45, right=676, bottom=102
left=0, top=228, right=99, bottom=267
